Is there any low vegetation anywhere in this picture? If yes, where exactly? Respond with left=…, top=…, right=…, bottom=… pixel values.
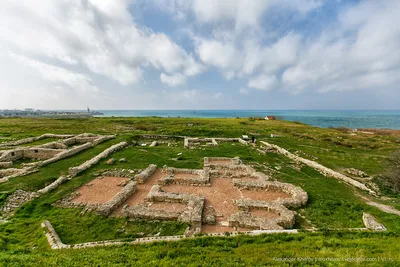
left=0, top=117, right=399, bottom=265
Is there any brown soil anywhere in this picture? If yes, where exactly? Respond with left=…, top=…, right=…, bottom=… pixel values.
left=163, top=177, right=288, bottom=223
left=72, top=176, right=129, bottom=205
left=112, top=169, right=165, bottom=215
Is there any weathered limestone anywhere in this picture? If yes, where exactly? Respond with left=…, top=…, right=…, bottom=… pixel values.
left=362, top=213, right=386, bottom=231
left=260, top=141, right=375, bottom=195
left=134, top=164, right=157, bottom=184
left=0, top=134, right=116, bottom=183
left=123, top=185, right=205, bottom=231
left=159, top=167, right=210, bottom=186
left=149, top=141, right=158, bottom=147
left=102, top=169, right=136, bottom=179
left=0, top=162, right=13, bottom=169
left=96, top=181, right=137, bottom=216
left=232, top=180, right=308, bottom=208
left=68, top=142, right=128, bottom=177
left=1, top=190, right=40, bottom=218
left=184, top=137, right=247, bottom=148
left=0, top=134, right=73, bottom=148
left=41, top=220, right=69, bottom=249
left=37, top=176, right=69, bottom=194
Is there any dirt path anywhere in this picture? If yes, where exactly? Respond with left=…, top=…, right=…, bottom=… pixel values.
left=365, top=201, right=400, bottom=216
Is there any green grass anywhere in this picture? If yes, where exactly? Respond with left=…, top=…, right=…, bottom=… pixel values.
left=0, top=117, right=399, bottom=265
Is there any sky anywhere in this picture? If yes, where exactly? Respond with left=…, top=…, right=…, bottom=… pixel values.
left=0, top=0, right=399, bottom=110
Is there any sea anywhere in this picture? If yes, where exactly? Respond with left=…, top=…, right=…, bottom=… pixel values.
left=94, top=110, right=400, bottom=130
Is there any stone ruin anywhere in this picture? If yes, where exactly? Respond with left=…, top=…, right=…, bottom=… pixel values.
left=0, top=133, right=115, bottom=183
left=184, top=137, right=248, bottom=148
left=60, top=157, right=308, bottom=235
left=0, top=189, right=40, bottom=220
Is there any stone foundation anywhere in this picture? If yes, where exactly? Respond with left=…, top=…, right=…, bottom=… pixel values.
left=134, top=164, right=157, bottom=184
left=1, top=189, right=40, bottom=219
left=68, top=142, right=128, bottom=177
left=96, top=180, right=137, bottom=216
left=362, top=213, right=386, bottom=231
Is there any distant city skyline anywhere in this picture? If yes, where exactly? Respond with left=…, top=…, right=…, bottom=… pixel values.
left=0, top=0, right=399, bottom=110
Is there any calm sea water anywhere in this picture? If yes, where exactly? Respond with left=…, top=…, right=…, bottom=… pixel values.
left=95, top=110, right=400, bottom=130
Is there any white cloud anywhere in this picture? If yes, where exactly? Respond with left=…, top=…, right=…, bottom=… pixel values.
left=239, top=88, right=250, bottom=95
left=248, top=75, right=278, bottom=91
left=196, top=39, right=240, bottom=70
left=0, top=0, right=203, bottom=89
left=160, top=72, right=186, bottom=87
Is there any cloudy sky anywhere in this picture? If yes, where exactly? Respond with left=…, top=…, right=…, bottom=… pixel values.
left=0, top=0, right=399, bottom=110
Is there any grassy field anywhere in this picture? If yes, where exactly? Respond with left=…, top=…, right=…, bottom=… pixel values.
left=0, top=117, right=399, bottom=266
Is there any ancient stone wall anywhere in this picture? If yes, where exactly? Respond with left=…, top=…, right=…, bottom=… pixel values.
left=159, top=167, right=210, bottom=186
left=37, top=175, right=69, bottom=194
left=134, top=164, right=157, bottom=184
left=96, top=180, right=137, bottom=216
left=259, top=141, right=375, bottom=195
left=1, top=190, right=40, bottom=218
left=39, top=142, right=92, bottom=166
left=68, top=142, right=128, bottom=177
left=362, top=213, right=386, bottom=231
left=0, top=162, right=13, bottom=169
left=0, top=134, right=73, bottom=148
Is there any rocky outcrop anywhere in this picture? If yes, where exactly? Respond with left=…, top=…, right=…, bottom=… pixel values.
left=259, top=141, right=375, bottom=195
left=68, top=142, right=128, bottom=177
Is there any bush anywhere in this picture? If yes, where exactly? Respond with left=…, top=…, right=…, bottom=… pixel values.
left=381, top=149, right=400, bottom=193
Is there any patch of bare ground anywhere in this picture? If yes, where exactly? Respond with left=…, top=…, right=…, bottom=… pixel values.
left=71, top=176, right=129, bottom=205
left=163, top=177, right=289, bottom=222
left=112, top=169, right=164, bottom=215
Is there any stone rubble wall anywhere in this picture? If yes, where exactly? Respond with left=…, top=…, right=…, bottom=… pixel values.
left=0, top=147, right=65, bottom=162
left=41, top=219, right=300, bottom=250
left=1, top=189, right=40, bottom=218
left=232, top=180, right=308, bottom=208
left=96, top=180, right=137, bottom=216
left=259, top=141, right=375, bottom=195
left=231, top=200, right=296, bottom=229
left=122, top=204, right=181, bottom=221
left=159, top=167, right=210, bottom=186
left=134, top=164, right=157, bottom=184
left=0, top=162, right=13, bottom=169
left=0, top=134, right=73, bottom=148
left=68, top=142, right=128, bottom=177
left=39, top=142, right=93, bottom=166
left=145, top=185, right=205, bottom=230
left=41, top=220, right=69, bottom=249
left=362, top=213, right=386, bottom=231
left=37, top=142, right=68, bottom=149
left=102, top=168, right=136, bottom=179
left=0, top=167, right=38, bottom=183
left=37, top=175, right=69, bottom=195
left=184, top=137, right=248, bottom=148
